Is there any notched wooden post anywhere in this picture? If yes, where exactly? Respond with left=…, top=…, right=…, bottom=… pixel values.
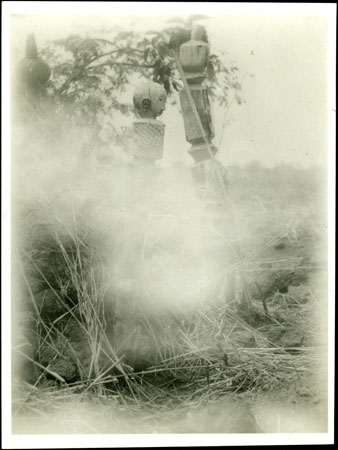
left=173, top=24, right=253, bottom=318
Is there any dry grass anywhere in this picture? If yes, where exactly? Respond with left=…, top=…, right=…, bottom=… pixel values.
left=12, top=192, right=325, bottom=421
left=11, top=99, right=326, bottom=430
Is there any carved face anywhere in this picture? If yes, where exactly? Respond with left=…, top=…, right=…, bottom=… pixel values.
left=133, top=82, right=167, bottom=119
left=151, top=90, right=166, bottom=117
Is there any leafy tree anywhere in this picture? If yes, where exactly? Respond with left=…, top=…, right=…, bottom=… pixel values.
left=14, top=16, right=244, bottom=156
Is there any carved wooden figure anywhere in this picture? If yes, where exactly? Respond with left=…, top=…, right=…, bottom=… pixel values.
left=132, top=82, right=167, bottom=162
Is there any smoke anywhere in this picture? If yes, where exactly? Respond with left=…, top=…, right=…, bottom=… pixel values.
left=12, top=391, right=328, bottom=434
left=12, top=93, right=228, bottom=322
left=84, top=159, right=219, bottom=314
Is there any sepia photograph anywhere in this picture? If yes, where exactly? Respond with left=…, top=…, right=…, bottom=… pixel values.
left=2, top=2, right=335, bottom=447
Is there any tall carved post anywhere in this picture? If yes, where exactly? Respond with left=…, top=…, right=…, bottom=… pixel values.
left=123, top=81, right=168, bottom=208
left=132, top=82, right=167, bottom=164
left=17, top=33, right=51, bottom=104
left=177, top=24, right=237, bottom=306
left=112, top=82, right=168, bottom=371
left=178, top=25, right=217, bottom=164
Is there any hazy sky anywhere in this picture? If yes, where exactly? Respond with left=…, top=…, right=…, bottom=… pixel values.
left=10, top=12, right=329, bottom=168
left=165, top=14, right=329, bottom=168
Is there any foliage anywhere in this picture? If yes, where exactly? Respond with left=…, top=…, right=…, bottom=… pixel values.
left=39, top=17, right=243, bottom=137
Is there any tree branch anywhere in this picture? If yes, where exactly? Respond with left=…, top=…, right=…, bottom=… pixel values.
left=86, top=48, right=145, bottom=67
left=88, top=60, right=154, bottom=70
left=56, top=47, right=154, bottom=94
